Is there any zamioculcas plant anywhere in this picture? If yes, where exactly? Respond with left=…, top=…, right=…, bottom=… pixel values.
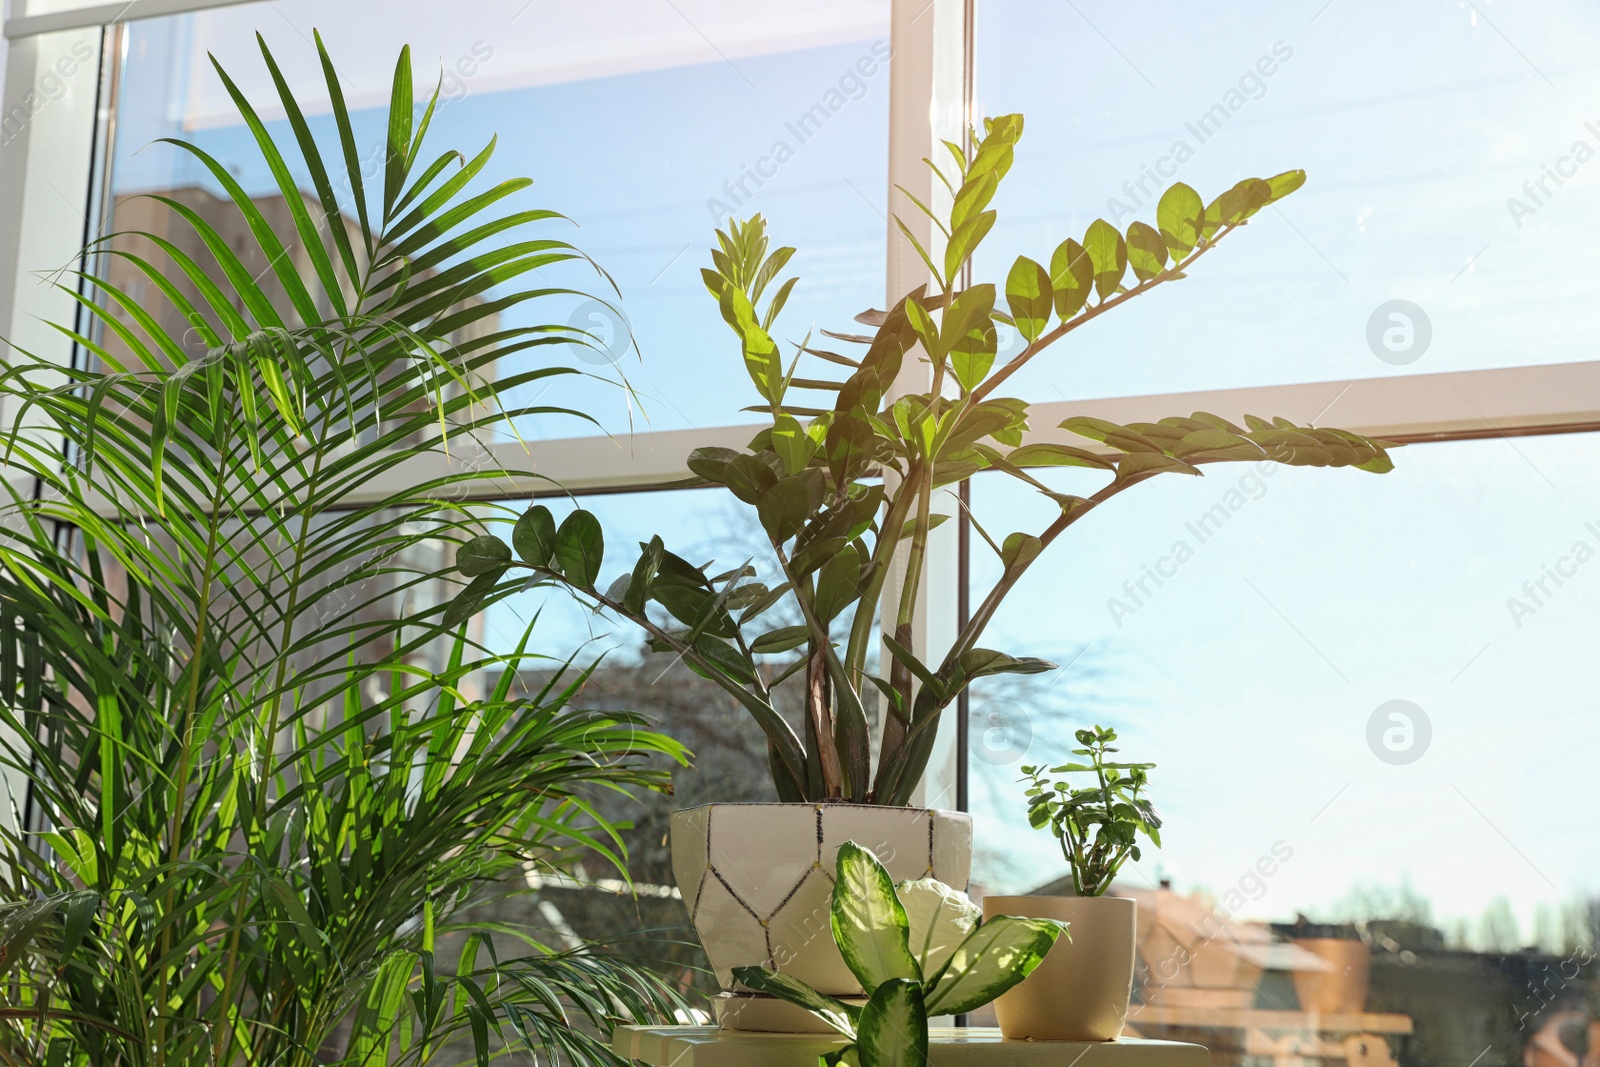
left=1022, top=725, right=1162, bottom=897
left=732, top=842, right=1064, bottom=1065
left=443, top=113, right=1400, bottom=806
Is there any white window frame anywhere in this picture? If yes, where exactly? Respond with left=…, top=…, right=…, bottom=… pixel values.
left=2, top=0, right=1598, bottom=823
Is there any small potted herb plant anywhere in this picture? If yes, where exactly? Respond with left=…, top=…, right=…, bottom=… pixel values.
left=987, top=726, right=1160, bottom=1040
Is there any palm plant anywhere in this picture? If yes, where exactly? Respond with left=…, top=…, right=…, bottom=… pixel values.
left=0, top=32, right=683, bottom=1067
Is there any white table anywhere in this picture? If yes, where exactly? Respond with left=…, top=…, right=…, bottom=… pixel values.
left=614, top=1026, right=1210, bottom=1066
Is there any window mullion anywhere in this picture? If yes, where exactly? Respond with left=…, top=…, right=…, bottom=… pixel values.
left=882, top=0, right=970, bottom=812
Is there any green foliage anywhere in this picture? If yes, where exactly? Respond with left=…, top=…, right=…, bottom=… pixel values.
left=0, top=32, right=684, bottom=1067
left=439, top=112, right=1400, bottom=807
left=733, top=843, right=1064, bottom=1066
left=1022, top=726, right=1162, bottom=898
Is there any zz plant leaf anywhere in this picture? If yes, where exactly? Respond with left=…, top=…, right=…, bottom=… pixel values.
left=552, top=510, right=603, bottom=588
left=513, top=504, right=556, bottom=567
left=456, top=535, right=510, bottom=577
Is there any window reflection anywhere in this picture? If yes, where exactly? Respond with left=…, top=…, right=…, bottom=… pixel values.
left=105, top=0, right=890, bottom=438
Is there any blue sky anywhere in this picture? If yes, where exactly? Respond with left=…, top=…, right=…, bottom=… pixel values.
left=106, top=0, right=1600, bottom=941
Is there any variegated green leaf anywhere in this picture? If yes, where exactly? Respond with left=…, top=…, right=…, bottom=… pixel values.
left=732, top=967, right=859, bottom=1037
left=832, top=842, right=921, bottom=990
left=924, top=915, right=1066, bottom=1016
left=896, top=878, right=980, bottom=984
left=857, top=978, right=927, bottom=1067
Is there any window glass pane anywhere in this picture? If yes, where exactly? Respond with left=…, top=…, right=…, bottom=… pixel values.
left=476, top=486, right=803, bottom=1007
left=964, top=431, right=1600, bottom=1048
left=482, top=486, right=768, bottom=656
left=975, top=1, right=1600, bottom=399
left=105, top=0, right=890, bottom=437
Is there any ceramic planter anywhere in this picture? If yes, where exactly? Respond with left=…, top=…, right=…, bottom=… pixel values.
left=669, top=802, right=972, bottom=1031
left=984, top=895, right=1136, bottom=1041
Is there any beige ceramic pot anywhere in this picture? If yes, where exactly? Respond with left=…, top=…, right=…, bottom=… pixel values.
left=669, top=803, right=973, bottom=1032
left=985, top=895, right=1135, bottom=1041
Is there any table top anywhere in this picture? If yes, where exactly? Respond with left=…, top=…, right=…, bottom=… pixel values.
left=614, top=1026, right=1210, bottom=1067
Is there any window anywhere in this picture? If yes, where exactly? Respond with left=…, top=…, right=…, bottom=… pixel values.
left=964, top=432, right=1600, bottom=1042
left=104, top=0, right=891, bottom=438
left=973, top=0, right=1600, bottom=398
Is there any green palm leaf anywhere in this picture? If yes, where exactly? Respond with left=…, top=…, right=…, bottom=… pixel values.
left=0, top=32, right=672, bottom=1067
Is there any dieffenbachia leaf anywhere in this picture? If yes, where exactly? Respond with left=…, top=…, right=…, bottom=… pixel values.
left=923, top=915, right=1065, bottom=1016
left=897, top=878, right=980, bottom=984
left=832, top=842, right=921, bottom=991
left=732, top=967, right=859, bottom=1037
left=857, top=979, right=928, bottom=1067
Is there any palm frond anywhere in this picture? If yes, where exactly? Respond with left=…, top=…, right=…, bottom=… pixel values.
left=0, top=32, right=683, bottom=1067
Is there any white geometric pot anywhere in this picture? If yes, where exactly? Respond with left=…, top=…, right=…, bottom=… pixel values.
left=669, top=802, right=973, bottom=1028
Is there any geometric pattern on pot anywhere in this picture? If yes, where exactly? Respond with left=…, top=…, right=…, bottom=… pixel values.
left=670, top=803, right=973, bottom=993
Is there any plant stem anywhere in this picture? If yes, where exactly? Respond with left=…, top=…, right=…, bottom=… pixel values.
left=766, top=532, right=842, bottom=797
left=564, top=572, right=810, bottom=798
left=213, top=350, right=338, bottom=1067
left=862, top=233, right=1243, bottom=802
left=942, top=473, right=1142, bottom=671
left=842, top=462, right=920, bottom=684
left=157, top=405, right=237, bottom=1067
left=804, top=651, right=840, bottom=798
